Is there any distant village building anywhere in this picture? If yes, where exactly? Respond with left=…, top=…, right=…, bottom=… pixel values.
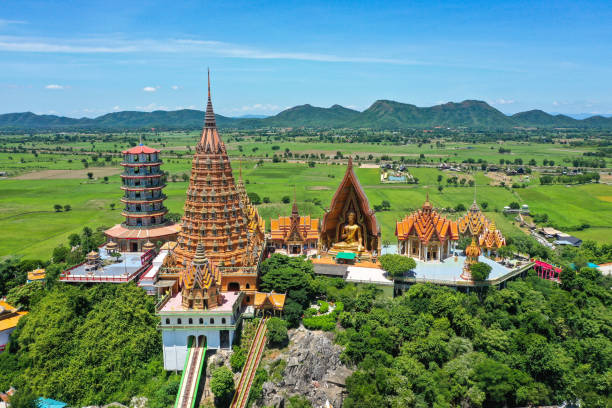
left=269, top=200, right=319, bottom=256
left=104, top=144, right=179, bottom=252
left=395, top=195, right=459, bottom=261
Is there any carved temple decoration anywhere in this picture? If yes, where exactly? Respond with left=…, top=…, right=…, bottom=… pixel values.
left=269, top=199, right=320, bottom=255
left=320, top=158, right=381, bottom=257
left=461, top=237, right=482, bottom=280
left=180, top=243, right=221, bottom=309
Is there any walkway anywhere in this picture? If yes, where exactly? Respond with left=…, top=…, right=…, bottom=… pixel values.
left=175, top=337, right=207, bottom=408
left=230, top=316, right=269, bottom=408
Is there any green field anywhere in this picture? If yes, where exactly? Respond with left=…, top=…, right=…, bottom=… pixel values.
left=1, top=155, right=610, bottom=259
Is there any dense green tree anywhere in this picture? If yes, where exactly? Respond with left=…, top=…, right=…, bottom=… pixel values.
left=211, top=366, right=235, bottom=406
left=9, top=387, right=37, bottom=408
left=378, top=254, right=416, bottom=277
left=266, top=317, right=288, bottom=347
left=230, top=345, right=246, bottom=372
left=470, top=262, right=492, bottom=281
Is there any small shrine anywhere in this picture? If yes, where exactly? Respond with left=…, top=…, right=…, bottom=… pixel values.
left=478, top=221, right=506, bottom=256
left=179, top=243, right=221, bottom=310
left=461, top=238, right=482, bottom=280
left=253, top=292, right=287, bottom=316
left=395, top=195, right=459, bottom=262
left=269, top=199, right=319, bottom=256
left=319, top=158, right=381, bottom=260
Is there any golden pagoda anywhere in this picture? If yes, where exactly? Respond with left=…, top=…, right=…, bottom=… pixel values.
left=164, top=72, right=265, bottom=304
left=461, top=237, right=482, bottom=280
left=172, top=72, right=263, bottom=268
left=478, top=221, right=506, bottom=254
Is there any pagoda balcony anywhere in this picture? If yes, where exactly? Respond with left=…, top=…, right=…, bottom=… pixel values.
left=122, top=208, right=167, bottom=216
left=121, top=194, right=167, bottom=203
left=120, top=182, right=166, bottom=189
left=121, top=161, right=163, bottom=167
left=120, top=173, right=164, bottom=179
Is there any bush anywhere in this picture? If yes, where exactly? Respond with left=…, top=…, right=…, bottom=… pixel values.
left=470, top=262, right=492, bottom=281
left=281, top=195, right=291, bottom=204
left=248, top=192, right=261, bottom=205
left=379, top=254, right=416, bottom=277
left=230, top=345, right=246, bottom=372
left=210, top=366, right=235, bottom=404
left=318, top=300, right=329, bottom=314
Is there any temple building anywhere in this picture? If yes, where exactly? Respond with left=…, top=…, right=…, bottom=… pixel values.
left=478, top=221, right=506, bottom=256
left=104, top=144, right=178, bottom=252
left=160, top=72, right=265, bottom=304
left=457, top=200, right=506, bottom=257
left=269, top=199, right=319, bottom=256
left=395, top=196, right=459, bottom=261
left=319, top=158, right=381, bottom=260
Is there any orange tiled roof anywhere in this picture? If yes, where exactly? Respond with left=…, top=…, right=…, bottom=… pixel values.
left=270, top=215, right=320, bottom=240
left=0, top=301, right=27, bottom=332
left=396, top=199, right=459, bottom=244
left=254, top=292, right=286, bottom=310
left=27, top=268, right=46, bottom=281
left=457, top=202, right=490, bottom=236
left=122, top=145, right=160, bottom=155
left=479, top=222, right=506, bottom=249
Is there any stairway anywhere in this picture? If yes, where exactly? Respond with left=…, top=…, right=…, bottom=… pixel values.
left=230, top=317, right=269, bottom=408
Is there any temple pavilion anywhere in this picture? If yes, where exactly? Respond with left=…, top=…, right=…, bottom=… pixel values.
left=269, top=198, right=320, bottom=256
left=457, top=200, right=506, bottom=256
left=104, top=144, right=179, bottom=252
left=319, top=157, right=381, bottom=260
left=395, top=195, right=459, bottom=262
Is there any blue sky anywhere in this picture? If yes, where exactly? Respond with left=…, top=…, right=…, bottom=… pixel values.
left=1, top=0, right=611, bottom=117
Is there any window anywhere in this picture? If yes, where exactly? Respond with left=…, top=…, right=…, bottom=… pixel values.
left=246, top=283, right=250, bottom=289
left=246, top=296, right=250, bottom=302
left=165, top=318, right=170, bottom=325
left=177, top=318, right=182, bottom=324
left=210, top=318, right=215, bottom=324
left=189, top=318, right=193, bottom=324
left=222, top=318, right=226, bottom=324
left=199, top=318, right=204, bottom=324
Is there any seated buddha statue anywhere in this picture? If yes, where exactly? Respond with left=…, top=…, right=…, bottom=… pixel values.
left=331, top=212, right=363, bottom=252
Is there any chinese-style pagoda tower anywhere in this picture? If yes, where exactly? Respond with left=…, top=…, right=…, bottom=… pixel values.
left=172, top=72, right=264, bottom=272
left=104, top=144, right=178, bottom=252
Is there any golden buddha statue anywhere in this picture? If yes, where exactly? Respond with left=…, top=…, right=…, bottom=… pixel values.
left=331, top=212, right=363, bottom=252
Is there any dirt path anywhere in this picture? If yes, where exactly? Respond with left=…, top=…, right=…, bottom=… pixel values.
left=12, top=168, right=121, bottom=180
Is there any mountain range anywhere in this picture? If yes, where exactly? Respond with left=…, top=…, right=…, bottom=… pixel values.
left=2, top=100, right=611, bottom=130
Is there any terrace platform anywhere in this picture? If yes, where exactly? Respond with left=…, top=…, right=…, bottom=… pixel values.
left=60, top=249, right=151, bottom=283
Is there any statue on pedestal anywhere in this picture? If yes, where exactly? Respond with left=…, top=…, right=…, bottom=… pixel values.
left=331, top=212, right=363, bottom=252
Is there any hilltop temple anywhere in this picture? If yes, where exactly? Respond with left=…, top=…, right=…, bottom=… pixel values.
left=319, top=157, right=381, bottom=260
left=104, top=144, right=179, bottom=252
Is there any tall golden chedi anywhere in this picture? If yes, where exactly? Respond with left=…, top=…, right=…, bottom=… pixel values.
left=171, top=72, right=265, bottom=300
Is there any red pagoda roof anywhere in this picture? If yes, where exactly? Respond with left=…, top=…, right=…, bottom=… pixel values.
left=122, top=145, right=160, bottom=154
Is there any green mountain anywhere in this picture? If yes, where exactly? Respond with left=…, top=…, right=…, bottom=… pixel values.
left=2, top=100, right=612, bottom=130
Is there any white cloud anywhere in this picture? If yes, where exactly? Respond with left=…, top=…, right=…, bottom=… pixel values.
left=113, top=105, right=121, bottom=110
left=45, top=84, right=64, bottom=90
left=0, top=35, right=426, bottom=65
left=494, top=98, right=515, bottom=105
left=143, top=86, right=157, bottom=92
left=171, top=85, right=180, bottom=90
left=133, top=103, right=196, bottom=112
left=0, top=19, right=27, bottom=28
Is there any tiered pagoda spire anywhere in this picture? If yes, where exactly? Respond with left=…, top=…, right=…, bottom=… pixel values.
left=173, top=73, right=259, bottom=267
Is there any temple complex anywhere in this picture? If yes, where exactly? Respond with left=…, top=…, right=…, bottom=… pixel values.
left=395, top=195, right=459, bottom=261
left=269, top=199, right=320, bottom=256
left=319, top=158, right=381, bottom=260
left=104, top=144, right=179, bottom=252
